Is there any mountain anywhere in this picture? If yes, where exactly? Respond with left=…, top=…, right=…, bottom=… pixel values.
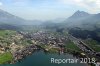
left=63, top=10, right=100, bottom=41
left=26, top=20, right=44, bottom=25
left=68, top=10, right=91, bottom=19
left=0, top=9, right=44, bottom=26
left=0, top=9, right=43, bottom=30
left=0, top=9, right=45, bottom=30
left=0, top=9, right=27, bottom=25
left=64, top=10, right=100, bottom=30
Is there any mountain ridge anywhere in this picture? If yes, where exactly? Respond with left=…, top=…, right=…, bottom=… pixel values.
left=69, top=10, right=91, bottom=19
left=63, top=10, right=100, bottom=30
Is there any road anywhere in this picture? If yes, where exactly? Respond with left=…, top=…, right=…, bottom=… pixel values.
left=68, top=34, right=95, bottom=55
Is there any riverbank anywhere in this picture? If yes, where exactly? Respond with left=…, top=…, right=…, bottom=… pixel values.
left=10, top=44, right=39, bottom=64
left=0, top=43, right=90, bottom=66
left=0, top=51, right=88, bottom=66
left=0, top=52, right=13, bottom=64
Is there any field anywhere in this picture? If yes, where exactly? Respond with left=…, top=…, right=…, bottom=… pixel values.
left=0, top=30, right=16, bottom=37
left=65, top=41, right=81, bottom=51
left=85, top=39, right=100, bottom=52
left=0, top=52, right=13, bottom=64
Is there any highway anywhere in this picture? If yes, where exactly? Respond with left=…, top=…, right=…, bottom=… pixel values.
left=68, top=34, right=95, bottom=55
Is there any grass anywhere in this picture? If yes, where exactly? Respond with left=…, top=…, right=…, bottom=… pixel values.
left=48, top=48, right=59, bottom=53
left=0, top=30, right=16, bottom=37
left=85, top=39, right=100, bottom=52
left=65, top=41, right=81, bottom=51
left=0, top=52, right=13, bottom=64
left=39, top=44, right=59, bottom=53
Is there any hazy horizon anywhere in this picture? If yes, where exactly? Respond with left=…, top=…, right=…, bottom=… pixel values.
left=0, top=0, right=100, bottom=21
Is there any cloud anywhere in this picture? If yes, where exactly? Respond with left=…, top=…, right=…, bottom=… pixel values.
left=59, top=0, right=100, bottom=13
left=0, top=2, right=3, bottom=6
left=13, top=2, right=28, bottom=6
left=10, top=0, right=30, bottom=7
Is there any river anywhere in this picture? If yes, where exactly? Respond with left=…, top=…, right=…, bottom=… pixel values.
left=0, top=51, right=87, bottom=66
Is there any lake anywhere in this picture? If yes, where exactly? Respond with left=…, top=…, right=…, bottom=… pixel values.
left=0, top=51, right=87, bottom=66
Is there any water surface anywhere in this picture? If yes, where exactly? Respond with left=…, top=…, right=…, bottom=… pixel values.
left=0, top=51, right=87, bottom=66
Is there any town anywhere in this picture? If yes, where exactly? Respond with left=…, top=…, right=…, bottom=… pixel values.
left=0, top=29, right=100, bottom=66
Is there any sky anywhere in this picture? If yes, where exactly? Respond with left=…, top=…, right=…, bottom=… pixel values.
left=0, top=0, right=100, bottom=21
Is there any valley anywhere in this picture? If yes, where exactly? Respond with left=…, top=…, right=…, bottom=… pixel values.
left=0, top=28, right=99, bottom=66
left=0, top=9, right=99, bottom=66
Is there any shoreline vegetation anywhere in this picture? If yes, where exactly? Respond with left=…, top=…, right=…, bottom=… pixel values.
left=0, top=30, right=99, bottom=66
left=0, top=52, right=13, bottom=64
